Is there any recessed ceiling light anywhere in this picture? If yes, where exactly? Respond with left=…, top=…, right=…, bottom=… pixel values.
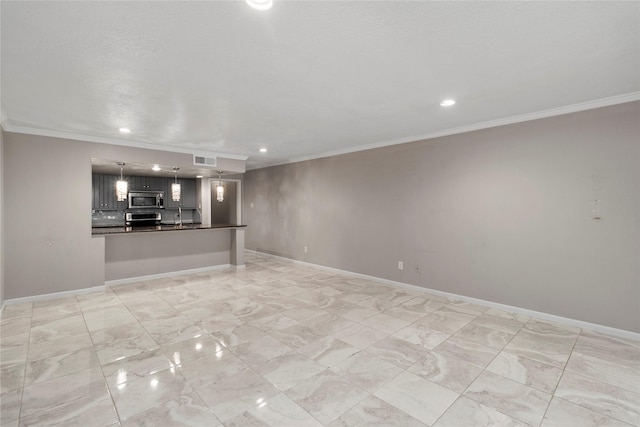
left=196, top=175, right=203, bottom=178
left=246, top=0, right=272, bottom=11
left=259, top=148, right=268, bottom=153
left=151, top=164, right=161, bottom=171
left=440, top=99, right=456, bottom=107
left=119, top=127, right=131, bottom=133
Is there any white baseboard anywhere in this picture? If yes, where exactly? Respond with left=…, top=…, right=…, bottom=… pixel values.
left=2, top=285, right=105, bottom=307
left=248, top=250, right=640, bottom=342
left=105, top=264, right=233, bottom=287
left=4, top=251, right=637, bottom=342
left=1, top=264, right=234, bottom=308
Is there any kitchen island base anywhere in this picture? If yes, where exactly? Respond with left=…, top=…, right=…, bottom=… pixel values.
left=102, top=227, right=245, bottom=281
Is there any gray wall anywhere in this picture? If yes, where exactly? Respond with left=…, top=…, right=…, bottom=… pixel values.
left=3, top=132, right=242, bottom=299
left=0, top=129, right=4, bottom=307
left=243, top=102, right=640, bottom=333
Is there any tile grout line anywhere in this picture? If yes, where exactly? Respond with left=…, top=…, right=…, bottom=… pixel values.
left=534, top=321, right=583, bottom=426
left=10, top=253, right=638, bottom=426
left=114, top=273, right=275, bottom=425
left=14, top=305, right=32, bottom=426
left=258, top=253, right=638, bottom=427
left=76, top=293, right=123, bottom=426
left=108, top=277, right=194, bottom=424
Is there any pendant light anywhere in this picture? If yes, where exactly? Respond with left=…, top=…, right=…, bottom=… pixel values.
left=172, top=167, right=181, bottom=202
left=116, top=162, right=128, bottom=201
left=216, top=171, right=224, bottom=202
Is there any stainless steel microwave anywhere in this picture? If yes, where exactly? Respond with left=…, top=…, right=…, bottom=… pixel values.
left=128, top=191, right=164, bottom=209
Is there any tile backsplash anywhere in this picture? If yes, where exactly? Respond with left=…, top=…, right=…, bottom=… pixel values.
left=160, top=209, right=200, bottom=225
left=92, top=211, right=125, bottom=227
left=91, top=209, right=201, bottom=227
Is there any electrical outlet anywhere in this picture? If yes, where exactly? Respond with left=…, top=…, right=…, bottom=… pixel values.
left=398, top=261, right=403, bottom=270
left=304, top=246, right=308, bottom=253
left=250, top=203, right=254, bottom=208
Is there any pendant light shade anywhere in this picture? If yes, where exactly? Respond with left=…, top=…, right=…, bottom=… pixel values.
left=172, top=167, right=181, bottom=202
left=216, top=184, right=224, bottom=202
left=116, top=162, right=128, bottom=202
left=171, top=182, right=181, bottom=201
left=116, top=180, right=128, bottom=202
left=216, top=171, right=224, bottom=202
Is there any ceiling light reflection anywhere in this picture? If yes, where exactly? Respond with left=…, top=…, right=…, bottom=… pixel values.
left=116, top=369, right=127, bottom=390
left=246, top=0, right=272, bottom=10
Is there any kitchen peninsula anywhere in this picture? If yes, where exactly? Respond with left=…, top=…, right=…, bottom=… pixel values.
left=2, top=132, right=249, bottom=302
left=93, top=224, right=246, bottom=283
left=91, top=158, right=247, bottom=284
left=92, top=223, right=246, bottom=235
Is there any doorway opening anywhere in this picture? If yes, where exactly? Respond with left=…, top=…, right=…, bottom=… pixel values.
left=211, top=179, right=241, bottom=225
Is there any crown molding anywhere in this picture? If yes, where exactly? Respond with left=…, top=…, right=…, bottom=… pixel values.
left=252, top=92, right=640, bottom=170
left=0, top=123, right=249, bottom=161
left=3, top=92, right=637, bottom=169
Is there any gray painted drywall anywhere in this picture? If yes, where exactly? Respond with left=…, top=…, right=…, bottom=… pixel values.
left=198, top=178, right=211, bottom=225
left=243, top=102, right=640, bottom=333
left=103, top=230, right=231, bottom=280
left=3, top=132, right=244, bottom=299
left=230, top=229, right=245, bottom=267
left=0, top=3, right=4, bottom=309
left=0, top=129, right=4, bottom=308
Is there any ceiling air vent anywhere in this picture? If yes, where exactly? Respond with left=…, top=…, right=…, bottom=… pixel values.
left=193, top=155, right=217, bottom=167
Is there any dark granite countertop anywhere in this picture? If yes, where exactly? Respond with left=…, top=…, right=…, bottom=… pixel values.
left=92, top=223, right=246, bottom=236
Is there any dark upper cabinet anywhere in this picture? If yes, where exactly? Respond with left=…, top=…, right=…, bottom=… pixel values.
left=92, top=173, right=196, bottom=210
left=92, top=174, right=100, bottom=209
left=129, top=176, right=165, bottom=192
left=165, top=178, right=196, bottom=208
left=92, top=174, right=125, bottom=210
left=181, top=179, right=196, bottom=208
left=128, top=176, right=143, bottom=191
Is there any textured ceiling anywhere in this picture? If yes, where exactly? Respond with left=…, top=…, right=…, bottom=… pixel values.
left=1, top=1, right=639, bottom=169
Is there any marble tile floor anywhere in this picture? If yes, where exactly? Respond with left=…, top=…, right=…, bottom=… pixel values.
left=1, top=252, right=639, bottom=427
